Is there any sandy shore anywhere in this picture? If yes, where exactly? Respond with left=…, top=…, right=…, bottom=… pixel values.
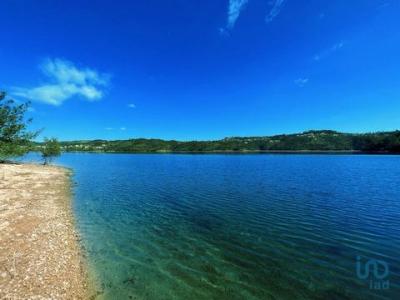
left=0, top=163, right=88, bottom=299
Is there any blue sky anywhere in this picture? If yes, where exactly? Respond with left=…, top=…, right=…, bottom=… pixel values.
left=0, top=0, right=399, bottom=141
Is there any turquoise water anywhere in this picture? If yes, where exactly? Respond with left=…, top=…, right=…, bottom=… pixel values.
left=28, top=154, right=400, bottom=299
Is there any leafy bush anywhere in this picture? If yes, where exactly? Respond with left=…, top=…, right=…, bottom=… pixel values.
left=41, top=138, right=61, bottom=165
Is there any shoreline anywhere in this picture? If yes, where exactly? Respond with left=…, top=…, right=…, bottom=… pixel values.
left=0, top=163, right=90, bottom=299
left=56, top=150, right=399, bottom=155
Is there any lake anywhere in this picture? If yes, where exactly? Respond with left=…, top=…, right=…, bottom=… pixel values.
left=25, top=153, right=400, bottom=299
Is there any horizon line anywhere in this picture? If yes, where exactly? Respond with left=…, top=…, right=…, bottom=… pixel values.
left=35, top=128, right=400, bottom=143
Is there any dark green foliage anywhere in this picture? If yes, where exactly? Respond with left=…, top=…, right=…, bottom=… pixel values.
left=0, top=91, right=38, bottom=162
left=352, top=131, right=400, bottom=152
left=41, top=138, right=61, bottom=165
left=37, top=130, right=400, bottom=153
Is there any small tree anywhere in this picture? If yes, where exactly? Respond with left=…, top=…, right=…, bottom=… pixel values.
left=41, top=138, right=61, bottom=165
left=0, top=91, right=38, bottom=162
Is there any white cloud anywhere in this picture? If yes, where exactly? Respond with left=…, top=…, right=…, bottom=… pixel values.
left=106, top=126, right=126, bottom=131
left=294, top=78, right=309, bottom=87
left=265, top=0, right=286, bottom=23
left=128, top=103, right=136, bottom=108
left=314, top=41, right=344, bottom=61
left=224, top=0, right=249, bottom=30
left=222, top=0, right=287, bottom=32
left=14, top=58, right=109, bottom=106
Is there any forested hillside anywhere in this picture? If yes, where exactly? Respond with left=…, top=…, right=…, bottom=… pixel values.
left=38, top=130, right=400, bottom=153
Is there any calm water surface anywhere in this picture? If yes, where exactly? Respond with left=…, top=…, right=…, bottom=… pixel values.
left=27, top=153, right=400, bottom=299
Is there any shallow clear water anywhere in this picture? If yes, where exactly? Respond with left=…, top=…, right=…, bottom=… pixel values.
left=25, top=153, right=400, bottom=299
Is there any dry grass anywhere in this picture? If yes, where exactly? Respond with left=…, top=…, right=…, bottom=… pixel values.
left=0, top=163, right=89, bottom=299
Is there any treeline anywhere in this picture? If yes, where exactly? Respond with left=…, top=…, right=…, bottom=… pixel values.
left=1, top=91, right=61, bottom=163
left=53, top=130, right=400, bottom=153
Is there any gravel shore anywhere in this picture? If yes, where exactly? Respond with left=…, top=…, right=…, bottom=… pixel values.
left=0, top=163, right=89, bottom=299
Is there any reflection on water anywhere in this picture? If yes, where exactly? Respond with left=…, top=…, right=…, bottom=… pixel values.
left=26, top=153, right=400, bottom=299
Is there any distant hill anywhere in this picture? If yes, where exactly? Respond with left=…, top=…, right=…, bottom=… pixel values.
left=38, top=130, right=400, bottom=153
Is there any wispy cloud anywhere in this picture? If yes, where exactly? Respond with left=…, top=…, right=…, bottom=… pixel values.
left=294, top=78, right=309, bottom=87
left=314, top=41, right=344, bottom=61
left=105, top=126, right=127, bottom=131
left=221, top=0, right=287, bottom=32
left=228, top=0, right=249, bottom=29
left=14, top=58, right=110, bottom=106
left=265, top=0, right=286, bottom=23
left=221, top=0, right=249, bottom=32
left=128, top=103, right=136, bottom=109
